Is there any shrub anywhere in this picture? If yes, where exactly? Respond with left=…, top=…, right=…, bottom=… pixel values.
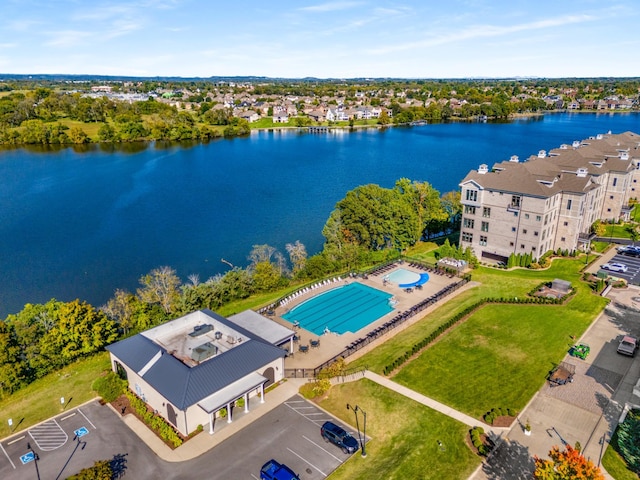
left=91, top=371, right=126, bottom=403
left=67, top=459, right=113, bottom=479
left=124, top=390, right=182, bottom=448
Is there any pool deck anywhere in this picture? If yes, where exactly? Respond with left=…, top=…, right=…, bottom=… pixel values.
left=269, top=265, right=471, bottom=371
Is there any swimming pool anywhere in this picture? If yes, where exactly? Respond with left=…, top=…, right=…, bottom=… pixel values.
left=385, top=268, right=430, bottom=288
left=282, top=283, right=394, bottom=335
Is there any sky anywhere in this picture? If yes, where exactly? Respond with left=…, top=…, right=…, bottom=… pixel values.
left=1, top=0, right=638, bottom=79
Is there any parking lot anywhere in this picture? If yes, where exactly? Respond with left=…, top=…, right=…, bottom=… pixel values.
left=601, top=250, right=640, bottom=284
left=194, top=395, right=360, bottom=479
left=0, top=395, right=358, bottom=479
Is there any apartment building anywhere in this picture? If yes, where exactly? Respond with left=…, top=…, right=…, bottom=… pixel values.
left=459, top=131, right=640, bottom=263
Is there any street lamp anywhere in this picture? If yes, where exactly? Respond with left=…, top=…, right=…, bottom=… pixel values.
left=346, top=403, right=367, bottom=457
left=26, top=442, right=41, bottom=480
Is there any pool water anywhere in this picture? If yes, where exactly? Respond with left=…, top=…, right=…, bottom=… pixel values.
left=386, top=268, right=430, bottom=288
left=282, top=283, right=394, bottom=335
left=385, top=268, right=420, bottom=284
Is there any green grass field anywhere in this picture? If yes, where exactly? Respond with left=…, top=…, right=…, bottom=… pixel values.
left=603, top=223, right=633, bottom=239
left=350, top=258, right=607, bottom=419
left=316, top=379, right=479, bottom=480
left=0, top=352, right=110, bottom=438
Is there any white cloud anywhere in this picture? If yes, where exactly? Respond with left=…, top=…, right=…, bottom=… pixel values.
left=367, top=14, right=596, bottom=55
left=44, top=30, right=93, bottom=47
left=299, top=1, right=362, bottom=13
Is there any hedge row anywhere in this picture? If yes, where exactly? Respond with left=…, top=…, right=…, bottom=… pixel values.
left=381, top=290, right=575, bottom=375
left=125, top=390, right=183, bottom=448
left=483, top=406, right=517, bottom=425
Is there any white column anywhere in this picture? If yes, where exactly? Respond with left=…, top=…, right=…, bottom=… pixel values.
left=227, top=402, right=232, bottom=423
left=290, top=337, right=293, bottom=353
left=244, top=392, right=249, bottom=413
left=260, top=384, right=265, bottom=403
left=209, top=413, right=214, bottom=435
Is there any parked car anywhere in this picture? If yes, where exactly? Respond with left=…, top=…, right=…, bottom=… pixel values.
left=617, top=335, right=638, bottom=356
left=260, top=459, right=300, bottom=480
left=601, top=262, right=629, bottom=272
left=619, top=246, right=640, bottom=257
left=321, top=421, right=359, bottom=454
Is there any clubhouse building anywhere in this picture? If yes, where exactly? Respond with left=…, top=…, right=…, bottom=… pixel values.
left=459, top=131, right=640, bottom=263
left=106, top=309, right=294, bottom=436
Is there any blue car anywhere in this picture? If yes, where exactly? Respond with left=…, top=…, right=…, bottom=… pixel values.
left=260, top=459, right=300, bottom=480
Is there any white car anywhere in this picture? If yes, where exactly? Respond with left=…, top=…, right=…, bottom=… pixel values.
left=602, top=262, right=629, bottom=273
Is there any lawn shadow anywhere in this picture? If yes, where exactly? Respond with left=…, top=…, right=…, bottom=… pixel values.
left=482, top=438, right=534, bottom=479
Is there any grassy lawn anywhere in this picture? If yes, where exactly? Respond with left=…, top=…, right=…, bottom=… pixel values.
left=56, top=118, right=103, bottom=139
left=602, top=418, right=640, bottom=479
left=350, top=258, right=591, bottom=373
left=393, top=260, right=606, bottom=418
left=349, top=258, right=607, bottom=419
left=0, top=352, right=110, bottom=438
left=603, top=223, right=633, bottom=239
left=316, top=379, right=479, bottom=480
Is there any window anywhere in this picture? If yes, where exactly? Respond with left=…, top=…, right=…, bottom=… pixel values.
left=610, top=195, right=614, bottom=199
left=607, top=208, right=611, bottom=212
left=463, top=218, right=475, bottom=229
left=561, top=237, right=566, bottom=242
left=482, top=207, right=491, bottom=218
left=524, top=213, right=530, bottom=219
left=509, top=241, right=514, bottom=246
left=511, top=227, right=516, bottom=232
left=523, top=229, right=528, bottom=234
left=511, top=195, right=521, bottom=207
left=534, top=231, right=539, bottom=236
left=520, top=244, right=525, bottom=249
left=532, top=247, right=536, bottom=251
left=563, top=221, right=568, bottom=226
left=566, top=199, right=572, bottom=210
left=466, top=189, right=478, bottom=202
left=479, top=235, right=487, bottom=246
left=536, top=215, right=541, bottom=221
left=462, top=232, right=473, bottom=242
left=481, top=221, right=489, bottom=232
left=613, top=177, right=617, bottom=186
left=464, top=205, right=476, bottom=215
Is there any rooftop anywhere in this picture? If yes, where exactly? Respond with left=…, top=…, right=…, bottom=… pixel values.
left=141, top=310, right=251, bottom=367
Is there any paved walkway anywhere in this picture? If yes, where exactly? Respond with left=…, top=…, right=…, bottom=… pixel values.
left=109, top=378, right=306, bottom=462
left=364, top=371, right=510, bottom=436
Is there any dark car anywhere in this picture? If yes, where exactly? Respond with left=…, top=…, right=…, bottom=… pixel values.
left=260, top=459, right=300, bottom=480
left=619, top=246, right=640, bottom=257
left=617, top=335, right=638, bottom=357
left=321, top=421, right=359, bottom=454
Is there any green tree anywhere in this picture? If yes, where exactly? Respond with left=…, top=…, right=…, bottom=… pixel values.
left=67, top=459, right=113, bottom=480
left=40, top=300, right=118, bottom=365
left=251, top=261, right=283, bottom=292
left=0, top=321, right=25, bottom=396
left=137, top=266, right=181, bottom=314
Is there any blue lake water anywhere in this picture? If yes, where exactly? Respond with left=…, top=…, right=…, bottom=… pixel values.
left=0, top=113, right=638, bottom=316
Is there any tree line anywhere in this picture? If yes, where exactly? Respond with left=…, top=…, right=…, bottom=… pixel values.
left=0, top=178, right=461, bottom=398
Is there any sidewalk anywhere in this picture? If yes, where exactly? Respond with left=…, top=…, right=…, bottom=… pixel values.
left=363, top=371, right=509, bottom=436
left=109, top=378, right=306, bottom=462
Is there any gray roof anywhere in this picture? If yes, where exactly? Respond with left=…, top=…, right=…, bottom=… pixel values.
left=228, top=310, right=295, bottom=346
left=106, top=310, right=285, bottom=410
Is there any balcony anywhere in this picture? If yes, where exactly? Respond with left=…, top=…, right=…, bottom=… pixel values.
left=506, top=204, right=521, bottom=213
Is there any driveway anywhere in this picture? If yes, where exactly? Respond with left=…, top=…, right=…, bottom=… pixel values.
left=0, top=395, right=356, bottom=480
left=473, top=286, right=640, bottom=479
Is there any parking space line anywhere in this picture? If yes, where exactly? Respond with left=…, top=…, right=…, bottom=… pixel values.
left=7, top=435, right=25, bottom=445
left=250, top=474, right=260, bottom=480
left=305, top=413, right=325, bottom=415
left=60, top=413, right=76, bottom=421
left=77, top=408, right=96, bottom=429
left=286, top=447, right=327, bottom=477
left=302, top=435, right=342, bottom=462
left=29, top=419, right=68, bottom=451
left=0, top=442, right=15, bottom=469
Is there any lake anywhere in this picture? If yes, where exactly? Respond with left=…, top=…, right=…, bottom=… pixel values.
left=0, top=112, right=638, bottom=317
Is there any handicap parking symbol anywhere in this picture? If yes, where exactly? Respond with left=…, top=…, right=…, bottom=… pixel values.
left=20, top=451, right=35, bottom=464
left=74, top=426, right=89, bottom=439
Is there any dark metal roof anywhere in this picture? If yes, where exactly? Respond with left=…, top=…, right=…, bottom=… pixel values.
left=105, top=334, right=162, bottom=372
left=107, top=310, right=286, bottom=410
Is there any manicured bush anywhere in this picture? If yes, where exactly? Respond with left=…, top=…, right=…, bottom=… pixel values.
left=91, top=371, right=126, bottom=403
left=125, top=390, right=182, bottom=448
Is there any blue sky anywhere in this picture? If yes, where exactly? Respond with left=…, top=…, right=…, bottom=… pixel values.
left=1, top=0, right=638, bottom=78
